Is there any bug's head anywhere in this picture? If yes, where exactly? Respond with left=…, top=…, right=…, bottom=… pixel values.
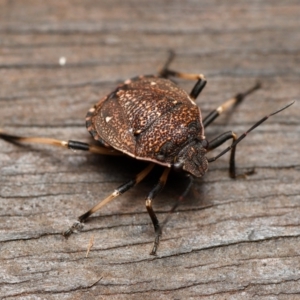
left=173, top=139, right=208, bottom=177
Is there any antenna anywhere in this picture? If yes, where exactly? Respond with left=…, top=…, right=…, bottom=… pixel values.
left=208, top=101, right=295, bottom=163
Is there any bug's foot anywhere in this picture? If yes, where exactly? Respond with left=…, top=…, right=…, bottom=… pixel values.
left=231, top=168, right=256, bottom=179
left=63, top=221, right=84, bottom=238
left=150, top=233, right=161, bottom=256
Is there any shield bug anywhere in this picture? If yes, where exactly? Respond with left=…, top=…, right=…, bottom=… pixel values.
left=0, top=52, right=293, bottom=255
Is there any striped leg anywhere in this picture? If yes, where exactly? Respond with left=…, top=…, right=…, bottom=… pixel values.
left=0, top=131, right=122, bottom=156
left=207, top=102, right=294, bottom=177
left=63, top=163, right=155, bottom=237
left=207, top=131, right=241, bottom=178
left=203, top=82, right=261, bottom=128
left=159, top=51, right=207, bottom=101
left=145, top=167, right=171, bottom=255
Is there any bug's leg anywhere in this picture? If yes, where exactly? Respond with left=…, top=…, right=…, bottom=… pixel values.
left=203, top=82, right=261, bottom=128
left=207, top=131, right=244, bottom=178
left=146, top=167, right=171, bottom=255
left=63, top=163, right=155, bottom=237
left=207, top=101, right=294, bottom=178
left=160, top=70, right=207, bottom=101
left=159, top=50, right=176, bottom=76
left=159, top=52, right=207, bottom=101
left=0, top=131, right=122, bottom=156
left=161, top=175, right=194, bottom=229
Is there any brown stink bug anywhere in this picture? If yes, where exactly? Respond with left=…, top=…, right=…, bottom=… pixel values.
left=0, top=52, right=293, bottom=255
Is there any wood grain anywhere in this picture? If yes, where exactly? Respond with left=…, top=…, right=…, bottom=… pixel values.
left=0, top=0, right=299, bottom=299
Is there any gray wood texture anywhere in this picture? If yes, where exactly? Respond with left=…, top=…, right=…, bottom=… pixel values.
left=0, top=1, right=299, bottom=299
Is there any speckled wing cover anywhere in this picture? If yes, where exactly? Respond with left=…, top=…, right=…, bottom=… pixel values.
left=86, top=76, right=204, bottom=166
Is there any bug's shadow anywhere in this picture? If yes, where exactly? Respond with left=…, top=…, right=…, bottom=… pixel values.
left=8, top=141, right=211, bottom=214
left=88, top=154, right=212, bottom=215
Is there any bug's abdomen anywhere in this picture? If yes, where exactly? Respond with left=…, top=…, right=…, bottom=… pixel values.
left=89, top=94, right=136, bottom=155
left=88, top=76, right=204, bottom=164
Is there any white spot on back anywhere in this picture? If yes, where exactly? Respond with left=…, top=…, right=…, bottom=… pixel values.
left=151, top=81, right=156, bottom=85
left=105, top=116, right=112, bottom=123
left=187, top=96, right=197, bottom=105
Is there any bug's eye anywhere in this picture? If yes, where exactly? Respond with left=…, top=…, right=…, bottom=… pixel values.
left=201, top=139, right=209, bottom=149
left=173, top=161, right=184, bottom=172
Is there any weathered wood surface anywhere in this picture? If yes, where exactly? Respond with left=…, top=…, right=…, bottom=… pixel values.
left=0, top=1, right=299, bottom=299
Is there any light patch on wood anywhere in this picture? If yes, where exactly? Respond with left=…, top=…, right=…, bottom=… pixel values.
left=59, top=56, right=66, bottom=66
left=86, top=235, right=95, bottom=258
